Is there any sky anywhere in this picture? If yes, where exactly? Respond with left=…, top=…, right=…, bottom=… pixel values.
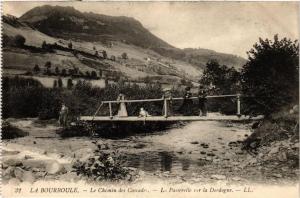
left=3, top=1, right=299, bottom=58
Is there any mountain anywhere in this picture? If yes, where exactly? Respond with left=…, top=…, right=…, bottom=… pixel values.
left=3, top=5, right=248, bottom=88
left=19, top=5, right=246, bottom=69
left=19, top=5, right=173, bottom=49
left=3, top=14, right=202, bottom=85
left=152, top=47, right=246, bottom=69
left=182, top=48, right=246, bottom=69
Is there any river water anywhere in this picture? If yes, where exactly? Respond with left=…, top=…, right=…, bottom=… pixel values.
left=105, top=121, right=252, bottom=177
left=4, top=119, right=253, bottom=181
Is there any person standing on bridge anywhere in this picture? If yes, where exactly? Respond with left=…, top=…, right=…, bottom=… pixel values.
left=198, top=85, right=208, bottom=116
left=59, top=103, right=69, bottom=127
left=179, top=86, right=193, bottom=116
left=162, top=87, right=173, bottom=117
left=117, top=92, right=128, bottom=117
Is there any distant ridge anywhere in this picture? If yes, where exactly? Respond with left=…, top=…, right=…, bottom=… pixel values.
left=20, top=5, right=173, bottom=49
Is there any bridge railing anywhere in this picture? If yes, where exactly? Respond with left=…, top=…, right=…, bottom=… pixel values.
left=93, top=94, right=241, bottom=120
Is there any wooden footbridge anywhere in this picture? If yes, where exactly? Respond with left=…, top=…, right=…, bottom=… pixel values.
left=80, top=94, right=264, bottom=123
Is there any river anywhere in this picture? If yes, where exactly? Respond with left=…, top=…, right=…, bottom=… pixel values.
left=4, top=118, right=258, bottom=183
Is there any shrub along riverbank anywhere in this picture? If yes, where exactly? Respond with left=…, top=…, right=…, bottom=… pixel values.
left=2, top=75, right=239, bottom=121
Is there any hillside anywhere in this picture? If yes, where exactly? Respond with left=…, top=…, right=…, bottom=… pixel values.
left=3, top=14, right=201, bottom=85
left=3, top=5, right=247, bottom=87
left=19, top=5, right=172, bottom=49
left=152, top=47, right=246, bottom=70
left=19, top=5, right=246, bottom=69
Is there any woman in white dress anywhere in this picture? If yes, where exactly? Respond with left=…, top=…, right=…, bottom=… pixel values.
left=117, top=93, right=128, bottom=117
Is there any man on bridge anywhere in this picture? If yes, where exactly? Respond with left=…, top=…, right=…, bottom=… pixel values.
left=198, top=85, right=208, bottom=116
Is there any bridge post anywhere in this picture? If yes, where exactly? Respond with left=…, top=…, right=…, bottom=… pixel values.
left=237, top=94, right=241, bottom=117
left=164, top=98, right=168, bottom=118
left=109, top=102, right=113, bottom=119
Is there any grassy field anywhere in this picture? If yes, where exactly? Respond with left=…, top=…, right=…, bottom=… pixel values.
left=3, top=21, right=202, bottom=84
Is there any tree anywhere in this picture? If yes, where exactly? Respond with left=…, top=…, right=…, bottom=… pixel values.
left=241, top=35, right=299, bottom=116
left=121, top=52, right=128, bottom=59
left=61, top=69, right=67, bottom=76
left=91, top=71, right=97, bottom=79
left=67, top=78, right=74, bottom=89
left=102, top=50, right=107, bottom=59
left=105, top=79, right=109, bottom=87
left=68, top=41, right=73, bottom=49
left=199, top=60, right=240, bottom=95
left=73, top=67, right=79, bottom=75
left=3, top=35, right=13, bottom=47
left=33, top=64, right=40, bottom=73
left=85, top=71, right=91, bottom=79
left=45, top=61, right=52, bottom=69
left=53, top=80, right=58, bottom=88
left=44, top=61, right=52, bottom=75
left=42, top=41, right=47, bottom=49
left=55, top=66, right=60, bottom=75
left=58, top=78, right=63, bottom=88
left=99, top=69, right=103, bottom=78
left=14, top=35, right=26, bottom=47
left=198, top=60, right=241, bottom=114
left=68, top=69, right=74, bottom=76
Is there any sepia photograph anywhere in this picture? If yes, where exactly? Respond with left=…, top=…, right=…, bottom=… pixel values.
left=1, top=1, right=299, bottom=197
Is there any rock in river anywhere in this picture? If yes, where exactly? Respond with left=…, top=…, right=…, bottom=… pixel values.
left=272, top=173, right=282, bottom=178
left=45, top=161, right=66, bottom=175
left=211, top=174, right=226, bottom=180
left=22, top=171, right=35, bottom=183
left=3, top=167, right=15, bottom=180
left=14, top=167, right=25, bottom=180
left=8, top=178, right=21, bottom=185
left=3, top=158, right=23, bottom=167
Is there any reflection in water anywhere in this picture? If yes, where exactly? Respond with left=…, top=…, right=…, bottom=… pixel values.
left=124, top=151, right=209, bottom=174
left=181, top=159, right=191, bottom=171
left=159, top=151, right=173, bottom=171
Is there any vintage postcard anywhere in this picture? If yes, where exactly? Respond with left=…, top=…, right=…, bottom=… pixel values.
left=1, top=1, right=299, bottom=198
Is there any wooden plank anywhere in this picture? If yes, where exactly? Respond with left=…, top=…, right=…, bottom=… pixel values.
left=237, top=94, right=241, bottom=116
left=109, top=102, right=112, bottom=118
left=80, top=115, right=264, bottom=122
left=164, top=99, right=168, bottom=118
left=101, top=94, right=239, bottom=104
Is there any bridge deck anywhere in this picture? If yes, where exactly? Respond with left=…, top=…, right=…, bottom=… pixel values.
left=80, top=115, right=263, bottom=122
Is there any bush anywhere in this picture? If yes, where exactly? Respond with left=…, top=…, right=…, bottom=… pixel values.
left=2, top=121, right=29, bottom=139
left=72, top=143, right=133, bottom=181
left=2, top=76, right=62, bottom=119
left=14, top=34, right=26, bottom=47
left=2, top=76, right=183, bottom=120
left=33, top=64, right=40, bottom=73
left=121, top=52, right=128, bottom=59
left=241, top=35, right=299, bottom=116
left=243, top=105, right=299, bottom=152
left=57, top=121, right=94, bottom=137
